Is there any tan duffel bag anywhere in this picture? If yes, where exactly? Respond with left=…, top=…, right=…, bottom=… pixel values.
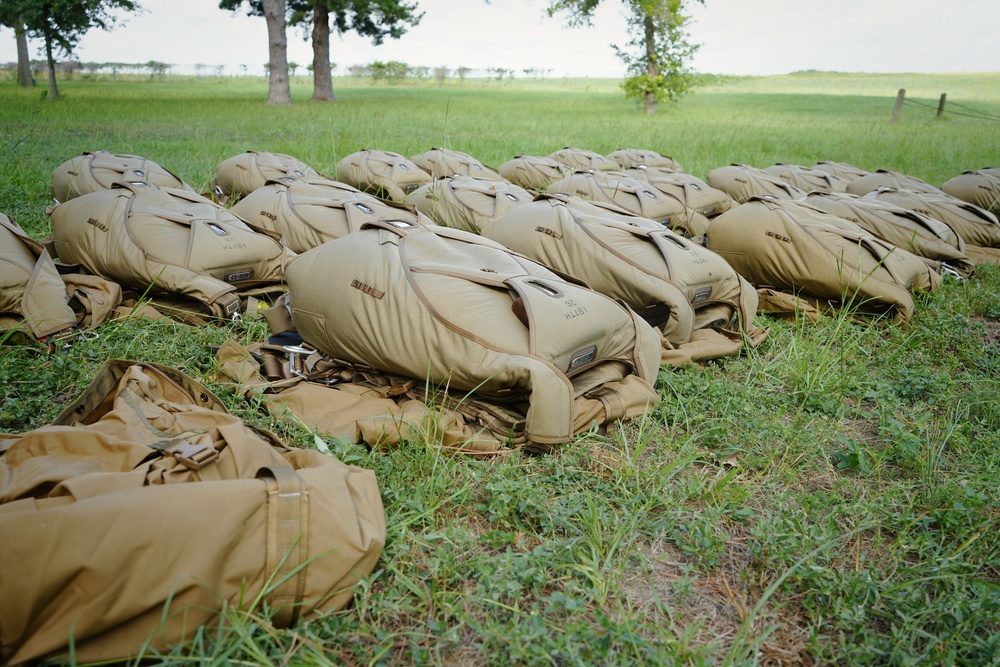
left=0, top=359, right=385, bottom=665
left=941, top=169, right=1000, bottom=214
left=624, top=166, right=732, bottom=232
left=705, top=197, right=941, bottom=323
left=0, top=213, right=77, bottom=341
left=763, top=163, right=850, bottom=193
left=804, top=191, right=975, bottom=277
left=483, top=194, right=767, bottom=366
left=606, top=148, right=683, bottom=172
left=48, top=181, right=294, bottom=320
left=706, top=164, right=807, bottom=203
left=211, top=150, right=322, bottom=201
left=546, top=170, right=703, bottom=231
left=410, top=147, right=504, bottom=180
left=283, top=220, right=662, bottom=450
left=864, top=187, right=1000, bottom=251
left=230, top=176, right=433, bottom=253
left=51, top=151, right=194, bottom=203
left=405, top=175, right=533, bottom=233
left=813, top=160, right=870, bottom=184
left=497, top=155, right=569, bottom=191
left=548, top=147, right=620, bottom=172
left=845, top=169, right=943, bottom=196
left=335, top=149, right=433, bottom=201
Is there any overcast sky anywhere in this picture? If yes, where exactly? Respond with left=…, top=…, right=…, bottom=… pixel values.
left=1, top=0, right=997, bottom=78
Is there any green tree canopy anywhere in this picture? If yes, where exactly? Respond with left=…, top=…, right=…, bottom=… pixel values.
left=220, top=0, right=422, bottom=102
left=548, top=0, right=704, bottom=115
left=3, top=0, right=139, bottom=99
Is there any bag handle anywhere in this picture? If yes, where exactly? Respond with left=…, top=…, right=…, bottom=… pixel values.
left=257, top=465, right=309, bottom=628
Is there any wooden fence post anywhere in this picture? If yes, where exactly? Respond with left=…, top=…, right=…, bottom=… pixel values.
left=891, top=88, right=906, bottom=123
left=937, top=93, right=948, bottom=117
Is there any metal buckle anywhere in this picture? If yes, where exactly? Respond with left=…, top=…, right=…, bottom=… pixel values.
left=283, top=344, right=315, bottom=378
left=940, top=263, right=964, bottom=281
left=169, top=442, right=220, bottom=470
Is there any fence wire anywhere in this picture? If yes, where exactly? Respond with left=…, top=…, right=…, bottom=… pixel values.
left=901, top=97, right=1000, bottom=122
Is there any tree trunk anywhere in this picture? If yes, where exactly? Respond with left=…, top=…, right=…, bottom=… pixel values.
left=15, top=20, right=35, bottom=88
left=643, top=13, right=657, bottom=116
left=311, top=2, right=335, bottom=101
left=44, top=34, right=59, bottom=100
left=263, top=0, right=292, bottom=105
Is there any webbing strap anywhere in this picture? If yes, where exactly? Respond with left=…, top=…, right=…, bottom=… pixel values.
left=257, top=465, right=309, bottom=628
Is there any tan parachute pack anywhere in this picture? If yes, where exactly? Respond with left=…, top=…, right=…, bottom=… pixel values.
left=48, top=181, right=293, bottom=320
left=941, top=169, right=1000, bottom=215
left=51, top=151, right=194, bottom=203
left=705, top=197, right=941, bottom=323
left=706, top=164, right=808, bottom=203
left=282, top=220, right=661, bottom=451
left=606, top=148, right=683, bottom=171
left=404, top=175, right=533, bottom=233
left=624, top=166, right=731, bottom=235
left=497, top=155, right=570, bottom=191
left=230, top=176, right=432, bottom=253
left=864, top=187, right=1000, bottom=264
left=0, top=359, right=386, bottom=665
left=211, top=150, right=322, bottom=201
left=804, top=191, right=975, bottom=277
left=845, top=169, right=944, bottom=196
left=813, top=160, right=871, bottom=183
left=0, top=213, right=77, bottom=341
left=548, top=147, right=620, bottom=172
left=545, top=170, right=706, bottom=233
left=410, top=147, right=504, bottom=180
left=763, top=163, right=850, bottom=193
left=335, top=149, right=433, bottom=201
left=483, top=194, right=767, bottom=366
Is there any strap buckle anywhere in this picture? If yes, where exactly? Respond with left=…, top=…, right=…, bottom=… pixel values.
left=169, top=441, right=220, bottom=470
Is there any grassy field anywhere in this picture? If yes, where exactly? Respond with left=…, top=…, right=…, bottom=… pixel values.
left=2, top=72, right=1000, bottom=666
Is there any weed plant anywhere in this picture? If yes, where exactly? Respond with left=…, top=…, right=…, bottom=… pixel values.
left=2, top=73, right=1000, bottom=665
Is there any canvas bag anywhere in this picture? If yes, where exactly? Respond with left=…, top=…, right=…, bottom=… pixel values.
left=482, top=194, right=767, bottom=365
left=283, top=220, right=662, bottom=448
left=548, top=147, right=620, bottom=172
left=545, top=170, right=702, bottom=230
left=211, top=150, right=322, bottom=201
left=497, top=155, right=569, bottom=191
left=230, top=176, right=432, bottom=253
left=705, top=197, right=941, bottom=323
left=405, top=175, right=533, bottom=233
left=624, top=166, right=731, bottom=232
left=0, top=213, right=77, bottom=341
left=606, top=148, right=683, bottom=172
left=50, top=151, right=194, bottom=203
left=804, top=191, right=975, bottom=277
left=763, top=163, right=850, bottom=193
left=335, top=149, right=433, bottom=201
left=864, top=187, right=1000, bottom=251
left=410, top=147, right=504, bottom=181
left=0, top=359, right=386, bottom=665
left=845, top=169, right=944, bottom=196
left=813, top=160, right=870, bottom=184
left=706, top=164, right=807, bottom=203
left=941, top=169, right=1000, bottom=214
left=48, top=181, right=293, bottom=320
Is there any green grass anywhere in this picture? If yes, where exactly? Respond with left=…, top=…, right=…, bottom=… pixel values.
left=3, top=72, right=1000, bottom=666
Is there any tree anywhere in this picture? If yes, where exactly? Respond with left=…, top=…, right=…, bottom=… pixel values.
left=3, top=0, right=139, bottom=99
left=263, top=0, right=292, bottom=104
left=221, top=0, right=421, bottom=102
left=548, top=0, right=703, bottom=115
left=13, top=19, right=35, bottom=86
